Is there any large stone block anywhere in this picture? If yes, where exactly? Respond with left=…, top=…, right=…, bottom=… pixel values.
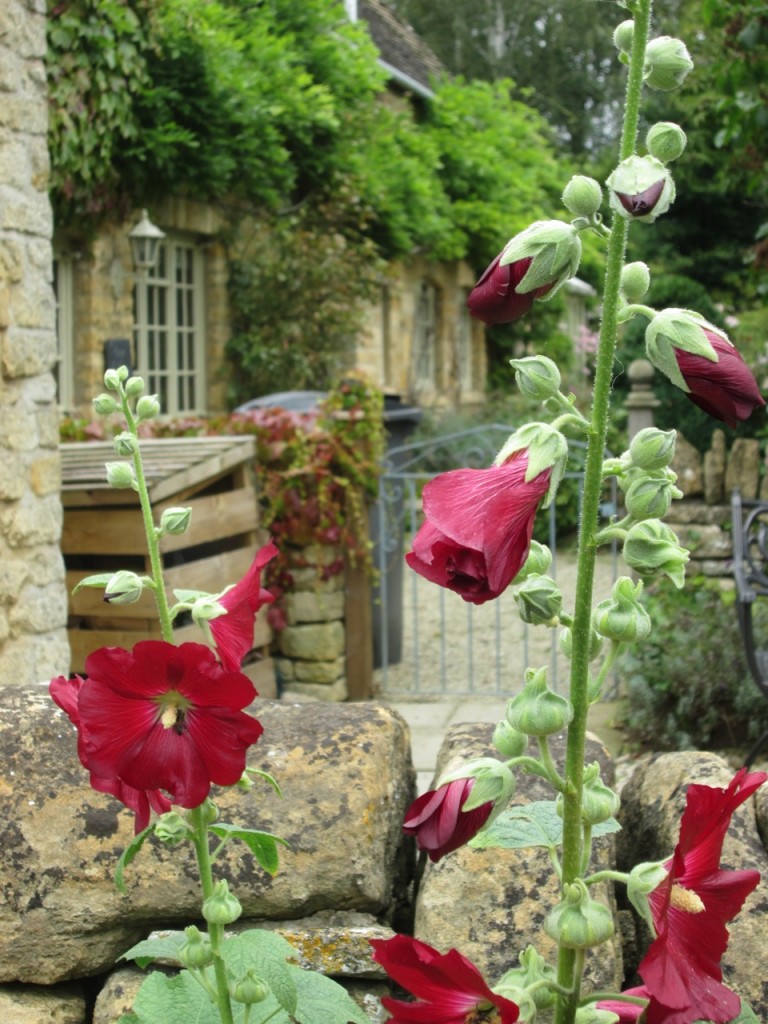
left=278, top=621, right=345, bottom=661
left=0, top=688, right=415, bottom=983
left=413, top=723, right=623, bottom=994
left=725, top=438, right=761, bottom=501
left=617, top=751, right=768, bottom=1018
left=0, top=983, right=86, bottom=1024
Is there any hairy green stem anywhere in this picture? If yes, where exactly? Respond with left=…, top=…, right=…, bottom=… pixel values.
left=553, top=3, right=653, bottom=1021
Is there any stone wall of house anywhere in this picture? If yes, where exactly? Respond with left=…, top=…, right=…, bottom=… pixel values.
left=668, top=430, right=762, bottom=576
left=0, top=0, right=69, bottom=684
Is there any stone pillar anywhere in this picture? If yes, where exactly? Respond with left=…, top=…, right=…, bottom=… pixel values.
left=624, top=358, right=659, bottom=440
left=0, top=0, right=69, bottom=683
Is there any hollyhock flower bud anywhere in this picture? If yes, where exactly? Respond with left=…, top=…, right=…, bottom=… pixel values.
left=135, top=393, right=161, bottom=421
left=509, top=354, right=561, bottom=402
left=513, top=573, right=562, bottom=626
left=154, top=811, right=191, bottom=845
left=506, top=666, right=573, bottom=737
left=513, top=540, right=553, bottom=583
left=495, top=946, right=557, bottom=1011
left=178, top=925, right=214, bottom=970
left=545, top=879, right=615, bottom=949
left=230, top=970, right=270, bottom=1005
left=467, top=221, right=581, bottom=325
left=623, top=520, right=689, bottom=588
left=124, top=375, right=145, bottom=398
left=105, top=461, right=137, bottom=489
left=202, top=879, right=242, bottom=926
left=579, top=762, right=620, bottom=825
left=644, top=36, right=693, bottom=91
left=93, top=393, right=118, bottom=415
left=402, top=773, right=499, bottom=862
left=607, top=156, right=675, bottom=222
left=113, top=431, right=137, bottom=456
left=645, top=308, right=765, bottom=427
left=646, top=121, right=687, bottom=163
left=593, top=577, right=652, bottom=643
left=562, top=175, right=603, bottom=218
left=160, top=506, right=192, bottom=536
left=492, top=719, right=528, bottom=758
left=628, top=427, right=676, bottom=471
left=559, top=624, right=603, bottom=661
left=104, top=570, right=144, bottom=605
left=620, top=261, right=651, bottom=302
left=613, top=20, right=634, bottom=53
left=103, top=366, right=128, bottom=390
left=623, top=472, right=682, bottom=520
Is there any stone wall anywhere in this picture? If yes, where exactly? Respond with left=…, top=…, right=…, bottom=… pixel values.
left=0, top=0, right=69, bottom=683
left=668, top=430, right=762, bottom=577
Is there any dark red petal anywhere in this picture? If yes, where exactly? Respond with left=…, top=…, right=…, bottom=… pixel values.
left=467, top=255, right=541, bottom=326
left=615, top=178, right=665, bottom=216
left=675, top=341, right=765, bottom=428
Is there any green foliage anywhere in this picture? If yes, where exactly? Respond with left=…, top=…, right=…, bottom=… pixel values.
left=470, top=800, right=620, bottom=852
left=618, top=578, right=768, bottom=751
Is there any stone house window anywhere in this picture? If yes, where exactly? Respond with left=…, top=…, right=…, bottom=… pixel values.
left=53, top=254, right=75, bottom=409
left=133, top=236, right=205, bottom=415
left=456, top=288, right=475, bottom=395
left=412, top=280, right=439, bottom=396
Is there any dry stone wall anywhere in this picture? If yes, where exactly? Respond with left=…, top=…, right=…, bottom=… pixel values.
left=0, top=0, right=69, bottom=684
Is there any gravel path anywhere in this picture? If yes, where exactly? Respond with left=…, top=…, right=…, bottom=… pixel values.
left=374, top=547, right=619, bottom=699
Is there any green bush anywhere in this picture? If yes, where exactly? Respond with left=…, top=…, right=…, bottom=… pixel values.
left=618, top=577, right=768, bottom=751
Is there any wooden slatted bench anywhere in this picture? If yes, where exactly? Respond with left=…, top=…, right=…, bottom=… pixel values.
left=61, top=436, right=274, bottom=693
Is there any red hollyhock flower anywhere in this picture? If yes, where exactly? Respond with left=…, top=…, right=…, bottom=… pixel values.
left=210, top=542, right=277, bottom=671
left=467, top=253, right=555, bottom=326
left=638, top=768, right=767, bottom=1024
left=51, top=674, right=171, bottom=833
left=406, top=452, right=550, bottom=604
left=596, top=986, right=649, bottom=1022
left=370, top=935, right=519, bottom=1024
left=403, top=778, right=494, bottom=863
left=674, top=331, right=765, bottom=428
left=56, top=641, right=264, bottom=810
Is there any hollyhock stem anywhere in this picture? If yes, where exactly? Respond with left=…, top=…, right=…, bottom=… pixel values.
left=554, top=3, right=653, bottom=1021
left=188, top=804, right=236, bottom=1024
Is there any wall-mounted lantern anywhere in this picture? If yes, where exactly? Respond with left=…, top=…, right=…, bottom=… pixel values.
left=128, top=209, right=165, bottom=274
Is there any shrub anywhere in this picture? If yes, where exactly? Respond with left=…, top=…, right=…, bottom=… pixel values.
left=618, top=577, right=768, bottom=751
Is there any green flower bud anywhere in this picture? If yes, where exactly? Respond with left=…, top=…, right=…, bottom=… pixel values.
left=628, top=427, right=676, bottom=471
left=178, top=925, right=214, bottom=970
left=513, top=574, right=563, bottom=626
left=124, top=375, right=145, bottom=398
left=191, top=797, right=219, bottom=826
left=104, top=570, right=144, bottom=605
left=544, top=879, right=615, bottom=949
left=644, top=308, right=723, bottom=393
left=620, top=261, right=651, bottom=302
left=592, top=577, right=651, bottom=643
left=513, top=540, right=553, bottom=583
left=103, top=366, right=128, bottom=390
left=112, top=431, right=137, bottom=456
left=576, top=1007, right=621, bottom=1024
left=202, top=879, right=242, bottom=926
left=499, top=219, right=583, bottom=300
left=136, top=393, right=161, bottom=421
left=559, top=624, right=603, bottom=662
left=506, top=667, right=573, bottom=737
left=562, top=175, right=603, bottom=218
left=612, top=19, right=634, bottom=53
left=440, top=757, right=516, bottom=815
left=623, top=520, right=689, bottom=588
left=509, top=354, right=562, bottom=402
left=230, top=970, right=271, bottom=1006
left=580, top=762, right=620, bottom=825
left=154, top=811, right=192, bottom=845
left=495, top=946, right=558, bottom=1011
left=93, top=393, right=118, bottom=416
left=160, top=506, right=192, bottom=536
left=644, top=36, right=693, bottom=91
left=492, top=719, right=528, bottom=758
left=606, top=156, right=675, bottom=223
left=646, top=121, right=687, bottom=163
left=623, top=472, right=682, bottom=520
left=105, top=461, right=137, bottom=489
left=495, top=422, right=569, bottom=508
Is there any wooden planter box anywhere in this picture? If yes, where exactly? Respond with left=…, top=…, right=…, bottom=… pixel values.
left=61, top=437, right=274, bottom=693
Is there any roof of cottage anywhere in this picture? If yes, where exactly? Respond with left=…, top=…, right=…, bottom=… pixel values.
left=358, top=0, right=444, bottom=97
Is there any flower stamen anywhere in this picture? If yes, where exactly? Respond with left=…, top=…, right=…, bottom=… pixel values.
left=669, top=883, right=705, bottom=914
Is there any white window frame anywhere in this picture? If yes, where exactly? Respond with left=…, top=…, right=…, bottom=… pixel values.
left=53, top=254, right=75, bottom=409
left=412, top=280, right=438, bottom=395
left=133, top=236, right=206, bottom=415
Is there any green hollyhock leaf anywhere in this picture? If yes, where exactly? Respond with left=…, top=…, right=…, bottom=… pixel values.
left=208, top=824, right=289, bottom=875
left=471, top=801, right=620, bottom=851
left=132, top=971, right=223, bottom=1024
left=120, top=931, right=187, bottom=970
left=115, top=824, right=155, bottom=894
left=290, top=965, right=369, bottom=1024
left=221, top=929, right=298, bottom=1014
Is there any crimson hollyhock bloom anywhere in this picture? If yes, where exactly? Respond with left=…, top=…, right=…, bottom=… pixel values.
left=209, top=542, right=278, bottom=671
left=370, top=935, right=519, bottom=1024
left=403, top=778, right=494, bottom=862
left=674, top=331, right=765, bottom=428
left=406, top=452, right=550, bottom=604
left=60, top=641, right=264, bottom=809
left=467, top=254, right=555, bottom=326
left=596, top=987, right=649, bottom=1022
left=638, top=768, right=767, bottom=1024
left=51, top=674, right=171, bottom=833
